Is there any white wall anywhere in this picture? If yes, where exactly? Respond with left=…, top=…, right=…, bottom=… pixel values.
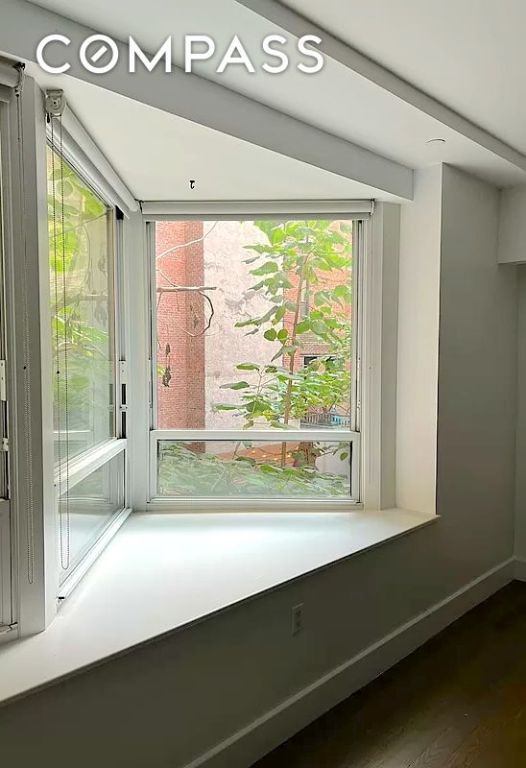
left=438, top=164, right=517, bottom=575
left=498, top=185, right=526, bottom=264
left=496, top=183, right=526, bottom=570
left=0, top=165, right=518, bottom=768
left=397, top=166, right=442, bottom=514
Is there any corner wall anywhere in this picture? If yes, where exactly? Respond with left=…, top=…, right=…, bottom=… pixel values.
left=438, top=164, right=517, bottom=577
left=397, top=166, right=442, bottom=514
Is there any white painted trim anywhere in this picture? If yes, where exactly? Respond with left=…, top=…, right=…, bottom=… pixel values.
left=150, top=431, right=360, bottom=502
left=54, top=438, right=127, bottom=497
left=147, top=498, right=363, bottom=512
left=360, top=204, right=400, bottom=510
left=57, top=105, right=138, bottom=215
left=181, top=557, right=515, bottom=768
left=142, top=200, right=374, bottom=219
left=125, top=212, right=151, bottom=510
left=0, top=500, right=11, bottom=628
left=2, top=74, right=57, bottom=635
left=152, top=429, right=358, bottom=442
left=515, top=557, right=526, bottom=581
left=57, top=507, right=132, bottom=600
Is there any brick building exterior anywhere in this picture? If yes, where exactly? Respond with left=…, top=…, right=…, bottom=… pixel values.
left=156, top=221, right=205, bottom=429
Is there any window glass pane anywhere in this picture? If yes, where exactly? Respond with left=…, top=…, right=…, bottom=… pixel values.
left=157, top=440, right=352, bottom=499
left=58, top=453, right=125, bottom=583
left=155, top=220, right=353, bottom=431
left=48, top=148, right=115, bottom=464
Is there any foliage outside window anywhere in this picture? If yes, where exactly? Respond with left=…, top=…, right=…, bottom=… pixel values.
left=155, top=218, right=356, bottom=500
left=47, top=146, right=121, bottom=576
left=47, top=148, right=115, bottom=465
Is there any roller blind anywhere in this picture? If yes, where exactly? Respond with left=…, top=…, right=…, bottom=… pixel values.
left=141, top=199, right=374, bottom=220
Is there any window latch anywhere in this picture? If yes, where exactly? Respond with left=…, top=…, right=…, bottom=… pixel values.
left=0, top=360, right=6, bottom=402
left=119, top=360, right=128, bottom=385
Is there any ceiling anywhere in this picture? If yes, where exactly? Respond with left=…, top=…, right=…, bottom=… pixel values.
left=24, top=0, right=526, bottom=199
left=27, top=70, right=383, bottom=201
left=283, top=0, right=526, bottom=155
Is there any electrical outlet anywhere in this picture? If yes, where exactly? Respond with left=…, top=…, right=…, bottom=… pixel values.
left=291, top=603, right=304, bottom=636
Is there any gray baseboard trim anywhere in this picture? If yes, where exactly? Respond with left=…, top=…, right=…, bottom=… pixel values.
left=183, top=558, right=515, bottom=768
left=515, top=557, right=526, bottom=581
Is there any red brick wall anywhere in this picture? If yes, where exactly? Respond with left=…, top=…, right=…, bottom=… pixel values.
left=156, top=221, right=205, bottom=429
left=283, top=264, right=352, bottom=359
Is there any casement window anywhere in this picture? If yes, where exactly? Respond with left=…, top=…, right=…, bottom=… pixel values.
left=47, top=125, right=128, bottom=596
left=148, top=214, right=365, bottom=505
left=0, top=89, right=11, bottom=635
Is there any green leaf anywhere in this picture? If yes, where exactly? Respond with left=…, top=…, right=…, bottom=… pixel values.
left=236, top=362, right=260, bottom=371
left=264, top=328, right=277, bottom=341
left=235, top=317, right=257, bottom=328
left=220, top=381, right=251, bottom=390
left=334, top=284, right=352, bottom=303
left=314, top=291, right=331, bottom=307
left=295, top=319, right=310, bottom=334
left=277, top=328, right=288, bottom=342
left=251, top=261, right=279, bottom=276
left=273, top=306, right=286, bottom=323
left=213, top=404, right=241, bottom=411
left=311, top=320, right=327, bottom=336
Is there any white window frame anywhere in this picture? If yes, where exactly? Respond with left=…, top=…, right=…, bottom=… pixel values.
left=45, top=130, right=130, bottom=596
left=0, top=73, right=138, bottom=638
left=0, top=84, right=13, bottom=638
left=145, top=208, right=368, bottom=509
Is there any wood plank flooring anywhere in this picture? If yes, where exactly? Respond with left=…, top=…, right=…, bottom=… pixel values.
left=253, top=581, right=526, bottom=768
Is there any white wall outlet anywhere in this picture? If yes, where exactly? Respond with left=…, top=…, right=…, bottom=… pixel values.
left=291, top=603, right=304, bottom=636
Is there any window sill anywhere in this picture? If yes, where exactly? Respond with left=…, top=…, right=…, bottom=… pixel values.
left=0, top=507, right=436, bottom=706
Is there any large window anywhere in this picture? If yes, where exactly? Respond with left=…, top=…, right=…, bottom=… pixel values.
left=150, top=218, right=361, bottom=503
left=47, top=146, right=126, bottom=584
left=0, top=105, right=11, bottom=632
left=48, top=148, right=116, bottom=463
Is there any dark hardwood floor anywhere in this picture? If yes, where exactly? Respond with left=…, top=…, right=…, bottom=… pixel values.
left=254, top=581, right=526, bottom=768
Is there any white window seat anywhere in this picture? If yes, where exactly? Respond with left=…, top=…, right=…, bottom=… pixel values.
left=0, top=508, right=435, bottom=706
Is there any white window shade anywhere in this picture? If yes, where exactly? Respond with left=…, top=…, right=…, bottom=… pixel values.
left=141, top=199, right=374, bottom=220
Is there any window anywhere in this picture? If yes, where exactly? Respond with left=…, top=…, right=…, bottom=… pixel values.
left=48, top=147, right=116, bottom=462
left=150, top=218, right=361, bottom=503
left=0, top=101, right=11, bottom=632
left=47, top=144, right=127, bottom=585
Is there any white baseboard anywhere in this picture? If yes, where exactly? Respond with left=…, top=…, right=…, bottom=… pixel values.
left=183, top=558, right=515, bottom=768
left=515, top=557, right=526, bottom=581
